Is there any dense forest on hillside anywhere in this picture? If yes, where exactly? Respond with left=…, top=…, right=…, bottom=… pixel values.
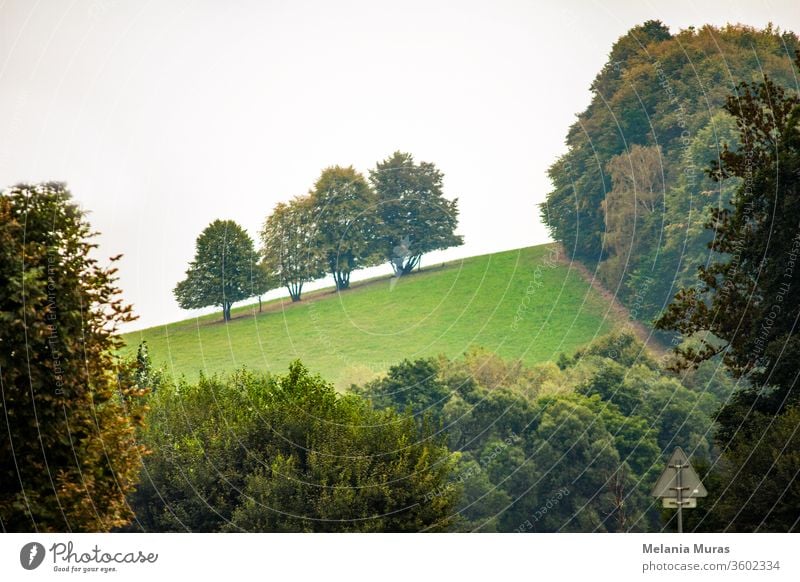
left=542, top=22, right=799, bottom=323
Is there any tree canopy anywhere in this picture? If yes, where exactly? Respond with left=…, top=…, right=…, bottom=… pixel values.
left=656, top=52, right=800, bottom=532
left=174, top=219, right=265, bottom=321
left=309, top=166, right=380, bottom=290
left=370, top=152, right=463, bottom=275
left=541, top=22, right=799, bottom=324
left=130, top=362, right=459, bottom=532
left=353, top=335, right=730, bottom=532
left=0, top=183, right=146, bottom=532
left=260, top=196, right=326, bottom=302
left=253, top=152, right=463, bottom=300
left=656, top=60, right=800, bottom=389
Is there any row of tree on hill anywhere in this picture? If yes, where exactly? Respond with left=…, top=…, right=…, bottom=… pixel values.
left=173, top=151, right=463, bottom=320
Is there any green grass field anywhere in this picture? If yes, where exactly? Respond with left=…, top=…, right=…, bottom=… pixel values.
left=122, top=244, right=616, bottom=387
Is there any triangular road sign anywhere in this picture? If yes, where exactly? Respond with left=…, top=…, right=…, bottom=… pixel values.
left=651, top=446, right=707, bottom=498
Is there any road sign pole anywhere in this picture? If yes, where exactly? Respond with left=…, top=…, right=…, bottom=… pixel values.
left=676, top=462, right=683, bottom=534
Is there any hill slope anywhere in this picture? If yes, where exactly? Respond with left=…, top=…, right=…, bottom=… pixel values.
left=122, top=244, right=618, bottom=387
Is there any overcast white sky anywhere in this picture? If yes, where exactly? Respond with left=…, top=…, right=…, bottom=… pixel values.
left=1, top=0, right=798, bottom=330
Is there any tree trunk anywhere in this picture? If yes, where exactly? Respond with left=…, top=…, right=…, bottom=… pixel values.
left=334, top=269, right=350, bottom=290
left=608, top=468, right=627, bottom=532
left=287, top=283, right=302, bottom=302
left=222, top=301, right=232, bottom=321
left=401, top=254, right=421, bottom=275
left=258, top=296, right=262, bottom=312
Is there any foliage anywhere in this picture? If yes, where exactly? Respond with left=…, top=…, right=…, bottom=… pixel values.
left=309, top=166, right=381, bottom=290
left=130, top=362, right=459, bottom=532
left=524, top=396, right=636, bottom=532
left=437, top=347, right=549, bottom=400
left=541, top=22, right=799, bottom=323
left=450, top=455, right=512, bottom=532
left=352, top=334, right=725, bottom=532
left=117, top=341, right=166, bottom=396
left=260, top=196, right=326, bottom=301
left=656, top=55, right=800, bottom=392
left=251, top=260, right=276, bottom=312
left=0, top=183, right=146, bottom=532
left=352, top=358, right=450, bottom=422
left=631, top=113, right=741, bottom=322
left=569, top=330, right=657, bottom=369
left=174, top=219, right=266, bottom=321
left=655, top=52, right=800, bottom=532
left=699, top=407, right=800, bottom=532
left=600, top=144, right=663, bottom=285
left=575, top=358, right=641, bottom=416
left=370, top=151, right=463, bottom=275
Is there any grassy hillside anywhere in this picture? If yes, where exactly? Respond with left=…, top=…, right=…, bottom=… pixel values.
left=122, top=244, right=617, bottom=387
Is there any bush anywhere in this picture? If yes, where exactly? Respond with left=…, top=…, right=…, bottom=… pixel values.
left=131, top=362, right=459, bottom=532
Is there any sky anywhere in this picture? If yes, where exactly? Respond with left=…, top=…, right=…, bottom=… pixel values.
left=1, top=0, right=798, bottom=331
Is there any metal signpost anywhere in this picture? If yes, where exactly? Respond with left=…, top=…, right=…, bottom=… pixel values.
left=651, top=446, right=707, bottom=533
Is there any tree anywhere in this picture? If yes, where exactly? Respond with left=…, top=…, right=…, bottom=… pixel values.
left=348, top=333, right=734, bottom=532
left=0, top=182, right=146, bottom=532
left=310, top=166, right=380, bottom=290
left=541, top=23, right=799, bottom=319
left=450, top=455, right=513, bottom=532
left=700, top=407, right=800, bottom=532
left=600, top=144, right=663, bottom=285
left=370, top=152, right=463, bottom=275
left=653, top=57, right=800, bottom=532
left=575, top=358, right=642, bottom=417
left=525, top=396, right=626, bottom=532
left=353, top=358, right=451, bottom=422
left=174, top=219, right=264, bottom=321
left=626, top=113, right=741, bottom=323
left=261, top=196, right=325, bottom=301
left=570, top=330, right=657, bottom=368
left=118, top=341, right=165, bottom=396
left=250, top=260, right=274, bottom=312
left=655, top=56, right=800, bottom=407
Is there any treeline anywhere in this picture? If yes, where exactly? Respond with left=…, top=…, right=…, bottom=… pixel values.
left=352, top=334, right=735, bottom=532
left=174, top=151, right=463, bottom=320
left=542, top=22, right=799, bottom=324
left=125, top=332, right=736, bottom=532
